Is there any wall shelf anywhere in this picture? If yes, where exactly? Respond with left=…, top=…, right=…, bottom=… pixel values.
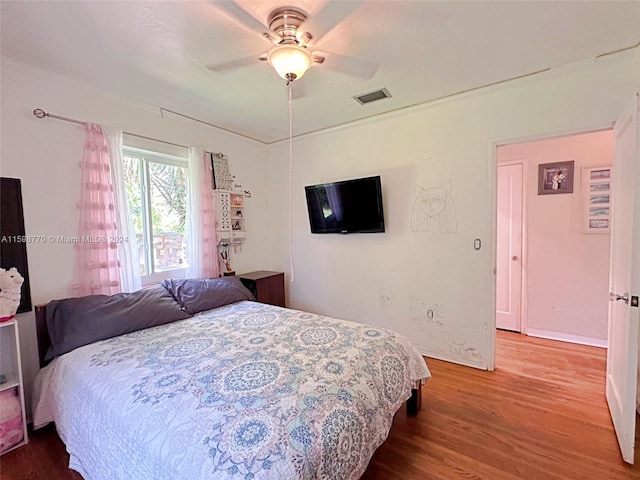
left=215, top=191, right=247, bottom=240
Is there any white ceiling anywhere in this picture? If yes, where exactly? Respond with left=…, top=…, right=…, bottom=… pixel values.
left=2, top=1, right=639, bottom=144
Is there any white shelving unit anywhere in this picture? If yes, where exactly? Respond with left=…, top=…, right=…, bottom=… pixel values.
left=0, top=319, right=29, bottom=454
left=215, top=191, right=247, bottom=243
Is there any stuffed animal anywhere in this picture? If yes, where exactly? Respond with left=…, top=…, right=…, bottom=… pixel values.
left=0, top=268, right=24, bottom=322
left=0, top=387, right=24, bottom=454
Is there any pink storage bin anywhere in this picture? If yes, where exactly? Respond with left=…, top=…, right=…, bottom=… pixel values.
left=0, top=387, right=24, bottom=454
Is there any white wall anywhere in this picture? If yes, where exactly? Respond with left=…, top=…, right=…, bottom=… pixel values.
left=0, top=57, right=270, bottom=418
left=266, top=52, right=640, bottom=369
left=498, top=131, right=613, bottom=345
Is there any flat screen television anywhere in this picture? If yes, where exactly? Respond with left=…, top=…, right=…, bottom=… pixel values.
left=304, top=175, right=385, bottom=234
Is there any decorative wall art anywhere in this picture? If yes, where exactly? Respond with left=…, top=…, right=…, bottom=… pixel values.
left=581, top=166, right=612, bottom=233
left=411, top=181, right=457, bottom=234
left=538, top=160, right=574, bottom=195
left=210, top=152, right=234, bottom=191
left=0, top=178, right=32, bottom=314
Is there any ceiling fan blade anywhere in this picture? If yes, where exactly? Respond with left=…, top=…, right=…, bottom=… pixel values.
left=315, top=51, right=378, bottom=79
left=296, top=0, right=363, bottom=46
left=214, top=0, right=278, bottom=44
left=207, top=54, right=266, bottom=73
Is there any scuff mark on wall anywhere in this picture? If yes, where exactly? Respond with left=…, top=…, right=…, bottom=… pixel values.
left=423, top=303, right=445, bottom=327
left=378, top=288, right=393, bottom=309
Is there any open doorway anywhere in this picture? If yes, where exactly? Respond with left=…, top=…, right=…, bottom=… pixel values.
left=496, top=129, right=614, bottom=347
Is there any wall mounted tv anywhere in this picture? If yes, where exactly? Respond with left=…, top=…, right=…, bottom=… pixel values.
left=305, top=175, right=385, bottom=234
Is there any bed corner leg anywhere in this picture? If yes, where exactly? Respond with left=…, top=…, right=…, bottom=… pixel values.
left=406, top=385, right=422, bottom=416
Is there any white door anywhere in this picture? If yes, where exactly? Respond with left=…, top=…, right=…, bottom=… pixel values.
left=496, top=162, right=523, bottom=332
left=607, top=93, right=640, bottom=464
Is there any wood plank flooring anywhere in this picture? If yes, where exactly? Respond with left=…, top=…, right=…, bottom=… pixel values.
left=1, top=331, right=639, bottom=479
left=363, top=331, right=640, bottom=480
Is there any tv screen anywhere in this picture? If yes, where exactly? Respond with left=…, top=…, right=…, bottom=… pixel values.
left=305, top=175, right=385, bottom=234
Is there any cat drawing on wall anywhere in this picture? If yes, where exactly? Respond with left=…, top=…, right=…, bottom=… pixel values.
left=411, top=181, right=457, bottom=234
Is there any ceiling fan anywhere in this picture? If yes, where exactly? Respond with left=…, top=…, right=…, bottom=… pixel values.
left=209, top=1, right=378, bottom=84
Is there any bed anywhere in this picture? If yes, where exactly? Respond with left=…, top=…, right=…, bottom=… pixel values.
left=32, top=277, right=431, bottom=480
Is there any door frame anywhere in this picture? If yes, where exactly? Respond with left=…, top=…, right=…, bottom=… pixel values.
left=488, top=122, right=614, bottom=370
left=496, top=159, right=528, bottom=335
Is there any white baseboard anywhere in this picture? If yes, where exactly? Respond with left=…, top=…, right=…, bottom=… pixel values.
left=525, top=328, right=607, bottom=348
left=421, top=350, right=488, bottom=371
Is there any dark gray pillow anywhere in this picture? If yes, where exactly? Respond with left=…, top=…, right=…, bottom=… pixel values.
left=162, top=276, right=255, bottom=315
left=45, top=285, right=191, bottom=360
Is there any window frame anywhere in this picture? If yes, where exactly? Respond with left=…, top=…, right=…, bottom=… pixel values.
left=123, top=147, right=190, bottom=286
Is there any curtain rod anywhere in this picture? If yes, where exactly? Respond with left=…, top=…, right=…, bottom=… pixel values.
left=32, top=108, right=199, bottom=152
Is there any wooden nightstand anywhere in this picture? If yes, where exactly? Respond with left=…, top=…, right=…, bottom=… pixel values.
left=238, top=271, right=285, bottom=307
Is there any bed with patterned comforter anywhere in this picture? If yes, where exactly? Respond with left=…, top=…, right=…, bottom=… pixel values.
left=33, top=300, right=430, bottom=480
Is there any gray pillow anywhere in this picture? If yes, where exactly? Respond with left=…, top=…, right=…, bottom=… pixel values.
left=162, top=276, right=255, bottom=315
left=45, top=285, right=191, bottom=360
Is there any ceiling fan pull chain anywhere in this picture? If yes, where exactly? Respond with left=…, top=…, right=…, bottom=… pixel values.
left=288, top=84, right=294, bottom=284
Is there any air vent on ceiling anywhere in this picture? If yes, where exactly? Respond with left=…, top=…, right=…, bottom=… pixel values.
left=354, top=88, right=391, bottom=105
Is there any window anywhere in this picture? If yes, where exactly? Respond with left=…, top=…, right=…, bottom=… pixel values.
left=123, top=148, right=189, bottom=284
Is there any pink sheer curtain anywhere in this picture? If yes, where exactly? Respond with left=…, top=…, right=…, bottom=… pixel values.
left=202, top=152, right=220, bottom=278
left=187, top=149, right=220, bottom=279
left=71, top=124, right=122, bottom=296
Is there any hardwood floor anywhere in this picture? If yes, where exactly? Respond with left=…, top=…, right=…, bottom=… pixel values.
left=0, top=424, right=82, bottom=480
left=1, top=331, right=639, bottom=479
left=363, top=331, right=640, bottom=480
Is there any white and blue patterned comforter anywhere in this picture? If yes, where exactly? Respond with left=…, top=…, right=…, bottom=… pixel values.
left=33, top=301, right=431, bottom=480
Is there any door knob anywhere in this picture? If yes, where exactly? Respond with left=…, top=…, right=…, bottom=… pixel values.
left=512, top=255, right=518, bottom=261
left=609, top=292, right=629, bottom=304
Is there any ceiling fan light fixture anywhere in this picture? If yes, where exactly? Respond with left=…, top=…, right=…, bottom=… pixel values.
left=267, top=44, right=313, bottom=82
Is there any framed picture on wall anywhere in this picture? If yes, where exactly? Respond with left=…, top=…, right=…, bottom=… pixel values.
left=581, top=166, right=612, bottom=233
left=0, top=178, right=33, bottom=314
left=210, top=152, right=233, bottom=191
left=537, top=160, right=575, bottom=195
